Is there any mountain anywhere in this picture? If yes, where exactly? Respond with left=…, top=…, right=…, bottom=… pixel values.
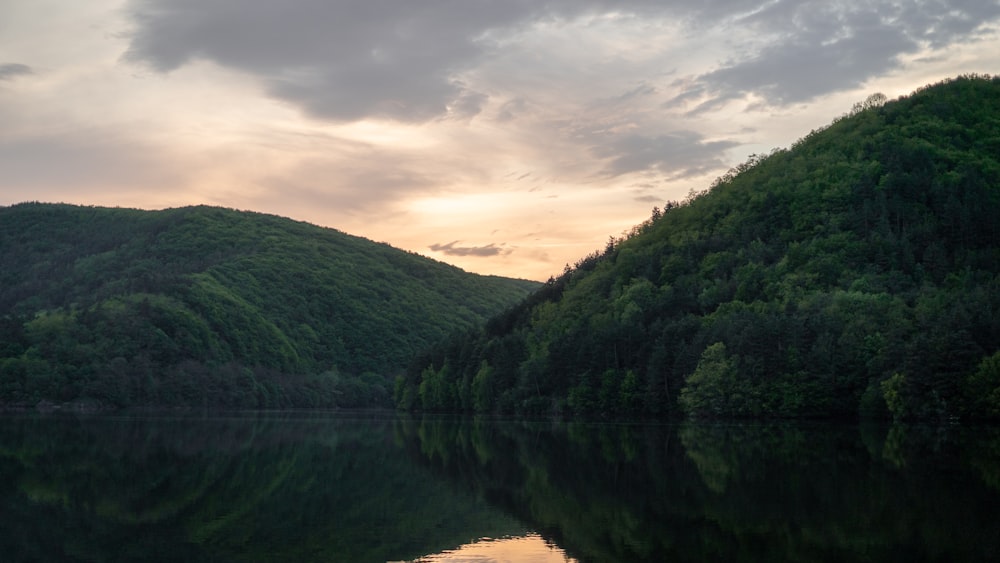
left=398, top=75, right=1000, bottom=421
left=0, top=204, right=538, bottom=409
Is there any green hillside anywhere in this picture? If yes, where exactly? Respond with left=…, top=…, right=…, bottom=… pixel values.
left=0, top=204, right=538, bottom=409
left=399, top=75, right=1000, bottom=421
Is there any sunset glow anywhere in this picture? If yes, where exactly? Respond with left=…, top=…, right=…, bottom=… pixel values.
left=2, top=1, right=998, bottom=280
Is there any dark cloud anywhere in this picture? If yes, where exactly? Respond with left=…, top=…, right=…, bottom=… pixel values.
left=123, top=1, right=531, bottom=121
left=122, top=0, right=1000, bottom=124
left=115, top=0, right=1000, bottom=191
left=125, top=2, right=493, bottom=121
left=678, top=0, right=1000, bottom=111
left=447, top=89, right=490, bottom=120
left=120, top=1, right=699, bottom=123
left=429, top=240, right=510, bottom=257
left=0, top=63, right=33, bottom=81
left=593, top=131, right=739, bottom=178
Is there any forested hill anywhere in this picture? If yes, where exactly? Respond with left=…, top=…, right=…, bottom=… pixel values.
left=0, top=204, right=538, bottom=409
left=399, top=75, right=1000, bottom=421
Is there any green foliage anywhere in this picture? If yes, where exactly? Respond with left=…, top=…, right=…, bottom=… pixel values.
left=881, top=372, right=909, bottom=421
left=0, top=204, right=538, bottom=409
left=964, top=351, right=1000, bottom=419
left=418, top=363, right=455, bottom=411
left=679, top=343, right=751, bottom=418
left=403, top=75, right=1000, bottom=420
left=471, top=360, right=495, bottom=413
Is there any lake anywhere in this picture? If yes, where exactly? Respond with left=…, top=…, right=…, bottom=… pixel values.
left=0, top=412, right=997, bottom=562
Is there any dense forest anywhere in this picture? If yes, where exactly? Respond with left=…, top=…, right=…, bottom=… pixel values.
left=0, top=204, right=538, bottom=409
left=399, top=75, right=1000, bottom=420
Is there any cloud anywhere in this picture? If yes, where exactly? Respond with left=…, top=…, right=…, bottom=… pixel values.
left=254, top=155, right=442, bottom=216
left=429, top=240, right=510, bottom=257
left=122, top=1, right=525, bottom=122
left=117, top=0, right=1000, bottom=196
left=0, top=63, right=32, bottom=81
left=633, top=194, right=663, bottom=204
left=447, top=89, right=490, bottom=120
left=675, top=0, right=1000, bottom=111
left=0, top=129, right=187, bottom=196
left=593, top=131, right=739, bottom=178
left=495, top=98, right=528, bottom=122
left=119, top=1, right=717, bottom=123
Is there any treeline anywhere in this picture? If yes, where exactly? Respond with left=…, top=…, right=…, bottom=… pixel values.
left=398, top=75, right=1000, bottom=420
left=0, top=204, right=538, bottom=409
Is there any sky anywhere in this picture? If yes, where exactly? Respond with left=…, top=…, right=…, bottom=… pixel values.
left=1, top=1, right=998, bottom=281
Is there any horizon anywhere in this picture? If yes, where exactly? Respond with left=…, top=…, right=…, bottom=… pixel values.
left=2, top=1, right=998, bottom=281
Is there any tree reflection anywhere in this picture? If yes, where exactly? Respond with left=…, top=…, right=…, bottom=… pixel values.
left=397, top=417, right=1000, bottom=562
left=0, top=413, right=524, bottom=562
left=2, top=413, right=998, bottom=562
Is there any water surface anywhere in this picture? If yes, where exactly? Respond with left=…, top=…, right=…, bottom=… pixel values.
left=0, top=413, right=997, bottom=562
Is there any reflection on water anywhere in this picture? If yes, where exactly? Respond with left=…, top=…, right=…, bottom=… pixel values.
left=405, top=533, right=577, bottom=563
left=396, top=417, right=1000, bottom=562
left=0, top=412, right=526, bottom=562
left=0, top=413, right=998, bottom=562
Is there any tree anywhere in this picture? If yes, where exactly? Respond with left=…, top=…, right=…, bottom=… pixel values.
left=471, top=360, right=495, bottom=413
left=679, top=342, right=748, bottom=418
left=881, top=372, right=909, bottom=421
left=964, top=351, right=1000, bottom=419
left=850, top=92, right=888, bottom=116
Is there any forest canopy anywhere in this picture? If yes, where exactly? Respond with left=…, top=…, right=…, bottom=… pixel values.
left=0, top=204, right=538, bottom=409
left=398, top=75, right=1000, bottom=421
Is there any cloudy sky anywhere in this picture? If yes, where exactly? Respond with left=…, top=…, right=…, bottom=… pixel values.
left=2, top=1, right=998, bottom=280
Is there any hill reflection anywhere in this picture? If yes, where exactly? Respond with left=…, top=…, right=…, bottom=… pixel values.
left=395, top=416, right=1000, bottom=562
left=0, top=413, right=523, bottom=562
left=0, top=413, right=998, bottom=562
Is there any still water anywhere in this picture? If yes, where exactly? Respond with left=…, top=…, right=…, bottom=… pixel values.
left=0, top=412, right=997, bottom=562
